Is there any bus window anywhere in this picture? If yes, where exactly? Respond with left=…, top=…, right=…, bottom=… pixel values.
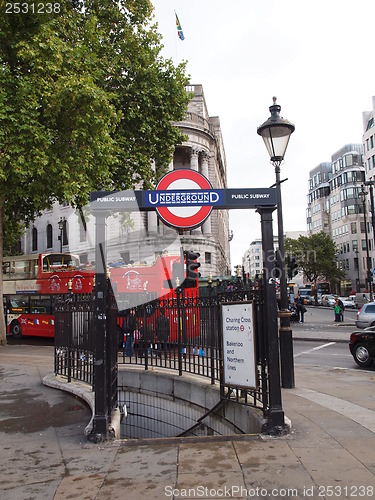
left=9, top=296, right=29, bottom=313
left=30, top=296, right=52, bottom=314
left=42, top=253, right=80, bottom=272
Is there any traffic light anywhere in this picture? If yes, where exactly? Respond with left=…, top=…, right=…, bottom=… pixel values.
left=184, top=251, right=201, bottom=288
left=287, top=255, right=298, bottom=280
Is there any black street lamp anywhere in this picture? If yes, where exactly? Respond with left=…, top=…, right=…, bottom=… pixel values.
left=365, top=180, right=375, bottom=246
left=359, top=185, right=373, bottom=301
left=257, top=97, right=295, bottom=389
left=58, top=217, right=66, bottom=253
left=354, top=248, right=361, bottom=293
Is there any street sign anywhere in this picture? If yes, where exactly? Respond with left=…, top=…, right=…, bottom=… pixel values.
left=221, top=302, right=257, bottom=389
left=90, top=187, right=277, bottom=212
left=154, top=169, right=213, bottom=230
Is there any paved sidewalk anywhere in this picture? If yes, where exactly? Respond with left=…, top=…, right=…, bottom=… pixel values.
left=1, top=343, right=375, bottom=499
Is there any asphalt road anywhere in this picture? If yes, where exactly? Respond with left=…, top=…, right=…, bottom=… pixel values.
left=293, top=339, right=375, bottom=372
left=305, top=304, right=358, bottom=320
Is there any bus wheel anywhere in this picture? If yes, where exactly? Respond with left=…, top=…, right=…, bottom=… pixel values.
left=10, top=320, right=22, bottom=338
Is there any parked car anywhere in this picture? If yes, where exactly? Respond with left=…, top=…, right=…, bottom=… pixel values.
left=349, top=326, right=375, bottom=367
left=347, top=295, right=357, bottom=307
left=355, top=302, right=375, bottom=329
left=338, top=297, right=356, bottom=309
left=321, top=294, right=336, bottom=307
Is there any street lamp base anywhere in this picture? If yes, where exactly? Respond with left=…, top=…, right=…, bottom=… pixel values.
left=263, top=408, right=289, bottom=436
left=278, top=309, right=295, bottom=389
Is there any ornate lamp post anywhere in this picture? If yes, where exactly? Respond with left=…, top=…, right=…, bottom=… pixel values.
left=58, top=217, right=66, bottom=253
left=359, top=185, right=373, bottom=301
left=257, top=97, right=295, bottom=388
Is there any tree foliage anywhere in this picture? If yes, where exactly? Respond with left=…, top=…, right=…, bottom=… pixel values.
left=0, top=0, right=191, bottom=344
left=285, top=232, right=344, bottom=297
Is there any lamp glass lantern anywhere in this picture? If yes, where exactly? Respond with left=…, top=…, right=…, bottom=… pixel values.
left=257, top=97, right=295, bottom=165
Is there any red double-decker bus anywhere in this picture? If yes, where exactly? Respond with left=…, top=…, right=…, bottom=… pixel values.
left=3, top=252, right=193, bottom=340
left=4, top=253, right=95, bottom=338
left=110, top=254, right=199, bottom=344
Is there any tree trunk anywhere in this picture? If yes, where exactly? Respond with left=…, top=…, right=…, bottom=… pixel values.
left=0, top=198, right=6, bottom=346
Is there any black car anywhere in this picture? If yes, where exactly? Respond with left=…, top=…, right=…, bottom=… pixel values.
left=349, top=326, right=375, bottom=367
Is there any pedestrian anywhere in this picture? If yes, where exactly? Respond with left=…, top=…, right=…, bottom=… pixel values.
left=289, top=303, right=298, bottom=323
left=123, top=308, right=136, bottom=357
left=295, top=294, right=306, bottom=323
left=337, top=298, right=344, bottom=322
left=155, top=308, right=170, bottom=358
left=334, top=299, right=341, bottom=322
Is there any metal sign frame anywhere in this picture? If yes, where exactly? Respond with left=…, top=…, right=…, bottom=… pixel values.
left=90, top=187, right=277, bottom=212
left=221, top=301, right=257, bottom=389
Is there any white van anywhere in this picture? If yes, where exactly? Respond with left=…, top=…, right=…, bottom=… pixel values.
left=355, top=293, right=371, bottom=309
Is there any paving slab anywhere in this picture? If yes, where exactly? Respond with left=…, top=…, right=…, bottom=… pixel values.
left=1, top=344, right=375, bottom=499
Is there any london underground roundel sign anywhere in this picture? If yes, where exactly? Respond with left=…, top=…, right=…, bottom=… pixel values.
left=155, top=169, right=213, bottom=230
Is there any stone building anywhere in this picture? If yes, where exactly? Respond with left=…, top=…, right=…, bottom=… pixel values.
left=306, top=162, right=332, bottom=235
left=307, top=144, right=366, bottom=293
left=20, top=84, right=231, bottom=277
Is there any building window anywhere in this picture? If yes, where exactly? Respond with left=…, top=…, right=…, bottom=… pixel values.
left=120, top=251, right=130, bottom=264
left=205, top=252, right=211, bottom=264
left=62, top=220, right=68, bottom=246
left=46, top=224, right=53, bottom=249
left=32, top=227, right=38, bottom=252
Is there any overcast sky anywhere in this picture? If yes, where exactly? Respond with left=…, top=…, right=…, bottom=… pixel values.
left=151, top=0, right=375, bottom=269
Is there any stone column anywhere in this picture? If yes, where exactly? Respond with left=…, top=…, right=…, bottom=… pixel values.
left=201, top=150, right=209, bottom=178
left=201, top=151, right=211, bottom=235
left=148, top=211, right=158, bottom=234
left=190, top=147, right=199, bottom=171
left=190, top=147, right=202, bottom=234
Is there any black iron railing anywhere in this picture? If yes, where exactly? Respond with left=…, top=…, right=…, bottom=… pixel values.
left=54, top=293, right=94, bottom=384
left=54, top=278, right=270, bottom=419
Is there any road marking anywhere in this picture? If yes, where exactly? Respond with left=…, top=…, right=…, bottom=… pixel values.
left=294, top=342, right=336, bottom=358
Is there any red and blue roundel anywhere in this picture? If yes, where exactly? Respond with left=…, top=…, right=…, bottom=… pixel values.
left=155, top=169, right=213, bottom=230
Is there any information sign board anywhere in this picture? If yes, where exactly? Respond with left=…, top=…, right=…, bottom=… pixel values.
left=90, top=187, right=277, bottom=212
left=221, top=302, right=257, bottom=389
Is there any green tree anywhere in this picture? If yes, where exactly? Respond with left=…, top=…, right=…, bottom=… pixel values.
left=0, top=0, right=191, bottom=345
left=285, top=232, right=344, bottom=303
